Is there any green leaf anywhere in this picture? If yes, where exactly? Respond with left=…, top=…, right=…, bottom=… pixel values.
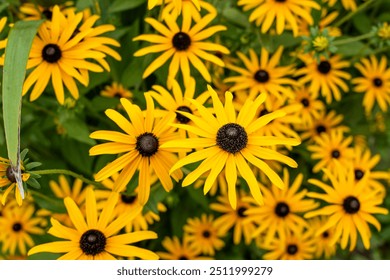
left=61, top=117, right=96, bottom=145
left=0, top=2, right=8, bottom=14
left=109, top=0, right=146, bottom=13
left=222, top=8, right=250, bottom=29
left=25, top=161, right=43, bottom=170
left=2, top=20, right=43, bottom=165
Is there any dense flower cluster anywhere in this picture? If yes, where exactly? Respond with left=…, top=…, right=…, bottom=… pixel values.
left=0, top=0, right=389, bottom=260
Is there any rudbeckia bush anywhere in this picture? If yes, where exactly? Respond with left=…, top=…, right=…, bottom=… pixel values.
left=0, top=0, right=390, bottom=260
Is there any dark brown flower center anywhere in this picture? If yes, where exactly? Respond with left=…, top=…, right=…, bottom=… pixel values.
left=202, top=230, right=211, bottom=238
left=136, top=133, right=159, bottom=157
left=275, top=0, right=286, bottom=2
left=79, top=229, right=106, bottom=256
left=6, top=166, right=16, bottom=183
left=42, top=44, right=62, bottom=63
left=176, top=106, right=193, bottom=124
left=237, top=207, right=248, bottom=218
left=216, top=123, right=248, bottom=154
left=354, top=169, right=364, bottom=180
left=322, top=231, right=329, bottom=238
left=317, top=60, right=331, bottom=74
left=259, top=108, right=270, bottom=117
left=275, top=202, right=290, bottom=217
left=120, top=193, right=137, bottom=204
left=42, top=9, right=53, bottom=20
left=373, top=77, right=383, bottom=87
left=287, top=244, right=298, bottom=255
left=179, top=256, right=188, bottom=260
left=172, top=32, right=191, bottom=51
left=331, top=149, right=340, bottom=158
left=254, top=69, right=270, bottom=83
left=12, top=222, right=22, bottom=232
left=315, top=124, right=327, bottom=134
left=343, top=196, right=360, bottom=214
left=301, top=98, right=310, bottom=107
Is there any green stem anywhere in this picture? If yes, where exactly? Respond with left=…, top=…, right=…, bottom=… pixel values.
left=34, top=169, right=102, bottom=187
left=334, top=0, right=375, bottom=28
left=29, top=189, right=65, bottom=206
left=158, top=0, right=165, bottom=21
left=333, top=33, right=374, bottom=46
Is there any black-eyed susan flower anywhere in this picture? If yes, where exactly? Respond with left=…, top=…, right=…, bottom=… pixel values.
left=0, top=17, right=8, bottom=67
left=245, top=169, right=318, bottom=245
left=213, top=191, right=255, bottom=241
left=89, top=93, right=183, bottom=205
left=159, top=0, right=217, bottom=22
left=210, top=190, right=257, bottom=245
left=148, top=0, right=202, bottom=13
left=0, top=203, right=45, bottom=256
left=18, top=1, right=75, bottom=20
left=184, top=214, right=225, bottom=256
left=352, top=55, right=390, bottom=114
left=94, top=172, right=165, bottom=233
left=307, top=129, right=354, bottom=175
left=22, top=6, right=120, bottom=105
left=0, top=157, right=30, bottom=206
left=352, top=146, right=389, bottom=198
left=308, top=217, right=337, bottom=259
left=35, top=175, right=88, bottom=228
left=295, top=54, right=351, bottom=104
left=299, top=110, right=350, bottom=141
left=237, top=0, right=320, bottom=36
left=324, top=0, right=357, bottom=11
left=158, top=236, right=212, bottom=260
left=255, top=95, right=302, bottom=140
left=28, top=188, right=158, bottom=260
left=161, top=86, right=300, bottom=209
left=133, top=13, right=229, bottom=85
left=148, top=77, right=209, bottom=140
left=298, top=9, right=341, bottom=37
left=49, top=175, right=87, bottom=206
left=100, top=82, right=133, bottom=99
left=290, top=87, right=325, bottom=129
left=194, top=171, right=228, bottom=197
left=305, top=166, right=388, bottom=250
left=262, top=228, right=316, bottom=260
left=224, top=47, right=296, bottom=101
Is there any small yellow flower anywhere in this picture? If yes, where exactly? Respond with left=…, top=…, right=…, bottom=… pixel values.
left=378, top=22, right=390, bottom=40
left=312, top=36, right=329, bottom=52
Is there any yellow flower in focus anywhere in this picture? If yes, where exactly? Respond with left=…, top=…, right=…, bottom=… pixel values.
left=28, top=188, right=159, bottom=260
left=225, top=47, right=297, bottom=101
left=22, top=6, right=121, bottom=104
left=89, top=94, right=183, bottom=205
left=352, top=55, right=390, bottom=114
left=162, top=86, right=300, bottom=209
left=305, top=166, right=388, bottom=250
left=237, top=0, right=320, bottom=36
left=245, top=169, right=318, bottom=245
left=133, top=13, right=229, bottom=86
left=295, top=54, right=351, bottom=104
left=307, top=129, right=354, bottom=175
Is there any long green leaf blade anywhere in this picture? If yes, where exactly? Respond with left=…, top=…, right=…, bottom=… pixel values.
left=2, top=20, right=43, bottom=198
